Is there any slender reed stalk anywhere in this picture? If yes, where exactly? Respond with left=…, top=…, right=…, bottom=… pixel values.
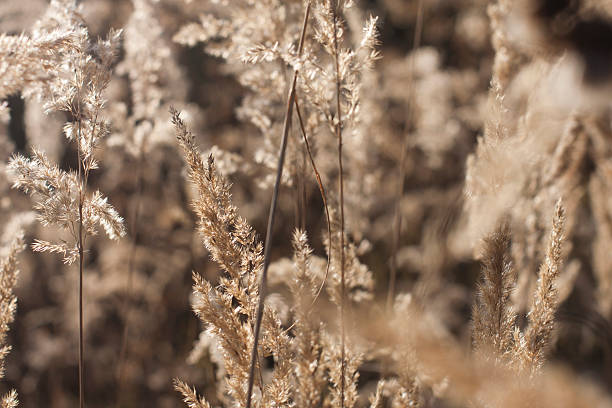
left=329, top=1, right=346, bottom=406
left=75, top=92, right=99, bottom=408
left=75, top=83, right=102, bottom=408
left=5, top=26, right=124, bottom=408
left=278, top=96, right=332, bottom=338
left=75, top=77, right=86, bottom=408
left=386, top=0, right=425, bottom=311
left=296, top=149, right=306, bottom=230
left=78, top=191, right=84, bottom=408
left=245, top=4, right=311, bottom=407
left=294, top=97, right=332, bottom=305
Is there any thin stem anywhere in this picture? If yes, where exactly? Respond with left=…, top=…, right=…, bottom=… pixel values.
left=294, top=149, right=306, bottom=231
left=294, top=97, right=332, bottom=307
left=245, top=4, right=311, bottom=408
left=278, top=97, right=332, bottom=337
left=76, top=80, right=85, bottom=408
left=78, top=198, right=84, bottom=408
left=330, top=2, right=346, bottom=407
left=299, top=145, right=307, bottom=230
left=386, top=0, right=425, bottom=311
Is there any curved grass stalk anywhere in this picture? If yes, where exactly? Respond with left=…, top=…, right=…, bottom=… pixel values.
left=245, top=4, right=312, bottom=407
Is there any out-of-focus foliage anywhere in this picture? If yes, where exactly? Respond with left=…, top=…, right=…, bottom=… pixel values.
left=1, top=0, right=612, bottom=406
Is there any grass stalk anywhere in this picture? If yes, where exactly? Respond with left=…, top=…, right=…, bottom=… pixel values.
left=294, top=97, right=332, bottom=306
left=78, top=190, right=84, bottom=408
left=329, top=1, right=346, bottom=406
left=245, top=4, right=311, bottom=407
left=386, top=0, right=424, bottom=311
left=76, top=92, right=85, bottom=408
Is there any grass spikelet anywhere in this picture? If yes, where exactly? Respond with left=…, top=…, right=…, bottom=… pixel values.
left=0, top=390, right=18, bottom=408
left=173, top=379, right=211, bottom=408
left=472, top=222, right=517, bottom=359
left=521, top=200, right=567, bottom=372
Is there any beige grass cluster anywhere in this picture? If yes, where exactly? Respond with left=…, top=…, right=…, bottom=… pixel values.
left=1, top=0, right=612, bottom=407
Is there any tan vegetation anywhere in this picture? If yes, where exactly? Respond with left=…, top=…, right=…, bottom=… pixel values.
left=1, top=0, right=612, bottom=406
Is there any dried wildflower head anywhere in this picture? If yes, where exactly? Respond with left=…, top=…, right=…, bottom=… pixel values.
left=173, top=108, right=296, bottom=406
left=7, top=148, right=125, bottom=263
left=518, top=200, right=567, bottom=373
left=472, top=222, right=517, bottom=361
left=0, top=0, right=86, bottom=102
left=5, top=3, right=124, bottom=265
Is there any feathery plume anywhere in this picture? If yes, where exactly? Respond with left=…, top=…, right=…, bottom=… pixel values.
left=472, top=222, right=517, bottom=360
left=174, top=379, right=211, bottom=408
left=173, top=108, right=292, bottom=406
left=520, top=200, right=567, bottom=372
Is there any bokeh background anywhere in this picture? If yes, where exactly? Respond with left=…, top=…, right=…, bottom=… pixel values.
left=1, top=0, right=612, bottom=406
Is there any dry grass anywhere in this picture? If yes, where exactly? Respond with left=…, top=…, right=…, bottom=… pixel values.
left=1, top=0, right=612, bottom=406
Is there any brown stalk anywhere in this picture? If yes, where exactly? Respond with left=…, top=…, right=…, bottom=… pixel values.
left=77, top=163, right=84, bottom=408
left=245, top=4, right=311, bottom=408
left=75, top=75, right=85, bottom=408
left=278, top=96, right=332, bottom=338
left=74, top=54, right=102, bottom=408
left=386, top=0, right=425, bottom=311
left=294, top=96, right=332, bottom=307
left=330, top=1, right=346, bottom=406
left=296, top=142, right=307, bottom=230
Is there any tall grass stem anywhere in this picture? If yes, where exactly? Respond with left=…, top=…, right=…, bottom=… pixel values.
left=245, top=4, right=311, bottom=407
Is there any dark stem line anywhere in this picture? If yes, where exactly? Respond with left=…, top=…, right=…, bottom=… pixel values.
left=76, top=81, right=85, bottom=408
left=294, top=150, right=306, bottom=231
left=245, top=4, right=311, bottom=408
left=299, top=145, right=307, bottom=230
left=294, top=97, right=332, bottom=307
left=278, top=95, right=333, bottom=338
left=386, top=0, right=424, bottom=312
left=330, top=2, right=346, bottom=407
left=78, top=199, right=84, bottom=408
